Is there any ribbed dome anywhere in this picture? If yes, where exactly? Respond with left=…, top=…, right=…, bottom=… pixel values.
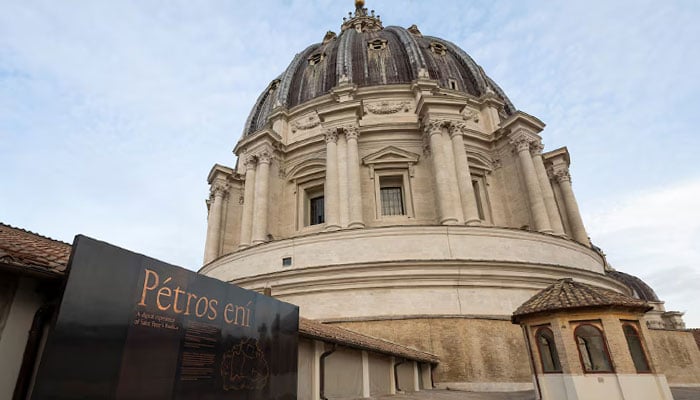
left=243, top=6, right=516, bottom=136
left=606, top=270, right=661, bottom=302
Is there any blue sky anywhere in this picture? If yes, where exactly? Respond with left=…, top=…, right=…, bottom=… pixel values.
left=1, top=0, right=699, bottom=327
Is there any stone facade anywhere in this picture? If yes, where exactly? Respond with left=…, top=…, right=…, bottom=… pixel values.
left=200, top=1, right=698, bottom=391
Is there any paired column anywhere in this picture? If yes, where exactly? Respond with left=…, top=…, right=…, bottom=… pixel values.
left=251, top=150, right=272, bottom=244
left=449, top=123, right=481, bottom=226
left=511, top=135, right=552, bottom=233
left=203, top=181, right=228, bottom=264
left=337, top=133, right=349, bottom=227
left=238, top=157, right=257, bottom=248
left=425, top=121, right=460, bottom=225
left=324, top=130, right=341, bottom=230
left=553, top=168, right=590, bottom=245
left=345, top=127, right=365, bottom=228
left=531, top=143, right=565, bottom=235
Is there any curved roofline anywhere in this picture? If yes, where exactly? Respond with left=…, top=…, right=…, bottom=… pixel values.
left=242, top=24, right=517, bottom=138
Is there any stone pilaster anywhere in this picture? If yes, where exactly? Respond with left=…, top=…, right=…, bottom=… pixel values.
left=337, top=131, right=349, bottom=227
left=511, top=131, right=552, bottom=233
left=345, top=126, right=365, bottom=228
left=449, top=123, right=481, bottom=226
left=531, top=143, right=565, bottom=235
left=324, top=129, right=341, bottom=230
left=424, top=120, right=459, bottom=225
left=204, top=181, right=228, bottom=264
left=251, top=149, right=272, bottom=244
left=238, top=156, right=257, bottom=248
left=553, top=168, right=590, bottom=245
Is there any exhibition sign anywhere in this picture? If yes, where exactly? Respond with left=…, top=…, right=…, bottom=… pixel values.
left=31, top=235, right=298, bottom=399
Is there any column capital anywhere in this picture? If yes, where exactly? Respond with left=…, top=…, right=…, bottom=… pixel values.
left=343, top=125, right=360, bottom=140
left=324, top=129, right=339, bottom=143
left=422, top=119, right=446, bottom=137
left=553, top=168, right=571, bottom=183
left=210, top=181, right=229, bottom=198
left=243, top=155, right=258, bottom=169
left=256, top=149, right=272, bottom=165
left=510, top=136, right=532, bottom=153
left=509, top=129, right=538, bottom=153
left=530, top=142, right=545, bottom=156
left=448, top=122, right=468, bottom=138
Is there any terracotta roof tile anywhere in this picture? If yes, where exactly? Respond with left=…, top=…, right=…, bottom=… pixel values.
left=299, top=318, right=439, bottom=363
left=512, top=278, right=652, bottom=323
left=0, top=222, right=71, bottom=274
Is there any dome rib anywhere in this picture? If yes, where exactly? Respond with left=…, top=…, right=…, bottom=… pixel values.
left=242, top=24, right=517, bottom=137
left=606, top=270, right=661, bottom=302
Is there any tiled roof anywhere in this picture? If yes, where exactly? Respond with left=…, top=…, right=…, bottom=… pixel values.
left=0, top=222, right=71, bottom=275
left=606, top=269, right=660, bottom=302
left=512, top=278, right=652, bottom=323
left=299, top=318, right=439, bottom=364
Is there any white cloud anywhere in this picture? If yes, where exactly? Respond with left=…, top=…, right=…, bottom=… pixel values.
left=586, top=178, right=700, bottom=327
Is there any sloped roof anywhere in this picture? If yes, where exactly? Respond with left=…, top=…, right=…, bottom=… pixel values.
left=299, top=318, right=439, bottom=363
left=512, top=278, right=652, bottom=323
left=606, top=269, right=660, bottom=302
left=0, top=222, right=70, bottom=276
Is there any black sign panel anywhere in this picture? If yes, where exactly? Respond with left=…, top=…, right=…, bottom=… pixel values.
left=31, top=235, right=298, bottom=400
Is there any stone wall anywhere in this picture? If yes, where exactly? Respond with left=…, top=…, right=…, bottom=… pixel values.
left=647, top=329, right=700, bottom=385
left=333, top=317, right=531, bottom=385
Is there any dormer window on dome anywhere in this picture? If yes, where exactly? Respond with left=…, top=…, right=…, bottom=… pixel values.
left=430, top=42, right=447, bottom=56
left=308, top=53, right=325, bottom=66
left=368, top=39, right=387, bottom=51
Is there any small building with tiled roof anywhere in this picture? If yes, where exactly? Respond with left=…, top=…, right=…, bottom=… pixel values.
left=0, top=223, right=70, bottom=399
left=512, top=278, right=679, bottom=400
left=0, top=222, right=438, bottom=399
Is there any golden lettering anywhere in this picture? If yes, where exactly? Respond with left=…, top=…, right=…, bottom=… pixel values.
left=185, top=292, right=197, bottom=316
left=138, top=269, right=159, bottom=306
left=156, top=277, right=173, bottom=311
left=207, top=299, right=218, bottom=320
left=172, top=287, right=185, bottom=314
left=195, top=297, right=208, bottom=318
left=234, top=305, right=246, bottom=326
left=224, top=303, right=235, bottom=324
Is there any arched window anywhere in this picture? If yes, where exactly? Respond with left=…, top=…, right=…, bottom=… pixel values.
left=574, top=324, right=613, bottom=372
left=535, top=327, right=561, bottom=373
left=623, top=324, right=651, bottom=373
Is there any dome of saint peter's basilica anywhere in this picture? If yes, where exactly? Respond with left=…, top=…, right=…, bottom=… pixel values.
left=200, top=1, right=695, bottom=391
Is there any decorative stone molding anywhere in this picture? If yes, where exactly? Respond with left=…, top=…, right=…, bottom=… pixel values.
left=509, top=129, right=537, bottom=153
left=211, top=181, right=230, bottom=198
left=243, top=156, right=258, bottom=170
left=364, top=100, right=411, bottom=115
left=553, top=168, right=571, bottom=183
left=324, top=129, right=339, bottom=143
left=256, top=150, right=273, bottom=165
left=422, top=119, right=445, bottom=137
left=448, top=122, right=468, bottom=138
left=291, top=113, right=321, bottom=133
left=418, top=68, right=430, bottom=79
left=462, top=108, right=480, bottom=123
left=529, top=142, right=545, bottom=156
left=362, top=146, right=421, bottom=178
left=344, top=125, right=360, bottom=140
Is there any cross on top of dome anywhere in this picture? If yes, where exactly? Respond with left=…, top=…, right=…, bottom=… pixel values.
left=341, top=0, right=383, bottom=32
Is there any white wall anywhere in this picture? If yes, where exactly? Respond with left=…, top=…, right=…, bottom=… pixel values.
left=0, top=276, right=43, bottom=399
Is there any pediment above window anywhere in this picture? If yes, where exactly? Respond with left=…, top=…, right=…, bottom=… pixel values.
left=362, top=146, right=420, bottom=166
left=286, top=157, right=326, bottom=182
left=362, top=146, right=420, bottom=178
